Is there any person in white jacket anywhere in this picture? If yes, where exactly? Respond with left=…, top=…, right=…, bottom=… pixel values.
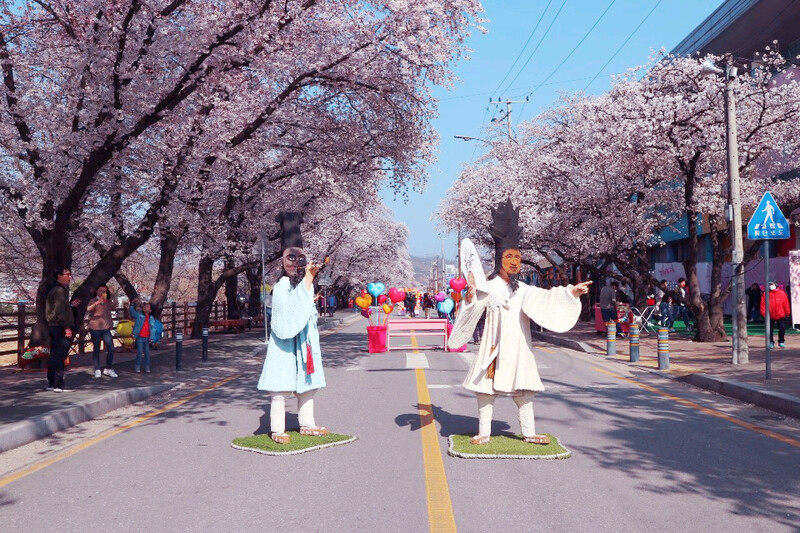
left=448, top=201, right=591, bottom=445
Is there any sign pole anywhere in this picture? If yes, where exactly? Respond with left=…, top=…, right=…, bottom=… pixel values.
left=764, top=242, right=771, bottom=380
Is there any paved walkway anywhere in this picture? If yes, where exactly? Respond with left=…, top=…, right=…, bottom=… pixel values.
left=0, top=311, right=358, bottom=453
left=534, top=320, right=800, bottom=419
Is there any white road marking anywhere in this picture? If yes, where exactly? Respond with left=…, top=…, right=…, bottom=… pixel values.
left=427, top=384, right=452, bottom=389
left=406, top=352, right=429, bottom=368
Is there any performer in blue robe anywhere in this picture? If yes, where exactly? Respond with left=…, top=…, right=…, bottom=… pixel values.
left=257, top=212, right=328, bottom=444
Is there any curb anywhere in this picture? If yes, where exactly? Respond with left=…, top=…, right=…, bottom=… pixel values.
left=680, top=373, right=800, bottom=419
left=530, top=330, right=598, bottom=354
left=532, top=330, right=800, bottom=420
left=0, top=383, right=174, bottom=453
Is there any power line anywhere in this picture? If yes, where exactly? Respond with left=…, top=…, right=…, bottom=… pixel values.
left=490, top=0, right=554, bottom=98
left=582, top=0, right=663, bottom=92
left=524, top=0, right=617, bottom=99
left=517, top=0, right=616, bottom=121
left=499, top=0, right=569, bottom=96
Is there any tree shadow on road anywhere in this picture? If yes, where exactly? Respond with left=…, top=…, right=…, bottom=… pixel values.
left=541, top=377, right=800, bottom=530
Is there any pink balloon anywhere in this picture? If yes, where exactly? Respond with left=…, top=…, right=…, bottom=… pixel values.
left=435, top=292, right=446, bottom=302
left=388, top=287, right=406, bottom=303
left=449, top=277, right=467, bottom=291
left=377, top=295, right=388, bottom=305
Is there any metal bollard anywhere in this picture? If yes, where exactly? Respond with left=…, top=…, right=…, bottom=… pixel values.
left=606, top=321, right=616, bottom=357
left=629, top=323, right=640, bottom=362
left=175, top=332, right=183, bottom=371
left=657, top=327, right=670, bottom=370
left=202, top=327, right=209, bottom=362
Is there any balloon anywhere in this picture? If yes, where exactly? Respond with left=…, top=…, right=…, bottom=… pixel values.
left=366, top=282, right=385, bottom=298
left=121, top=337, right=134, bottom=347
left=436, top=301, right=444, bottom=313
left=116, top=320, right=133, bottom=337
left=449, top=277, right=467, bottom=292
left=377, top=294, right=388, bottom=305
left=360, top=309, right=372, bottom=318
left=361, top=289, right=368, bottom=296
left=355, top=294, right=372, bottom=310
left=382, top=303, right=394, bottom=314
left=388, top=287, right=406, bottom=303
left=441, top=299, right=455, bottom=314
left=435, top=292, right=446, bottom=302
left=451, top=291, right=462, bottom=302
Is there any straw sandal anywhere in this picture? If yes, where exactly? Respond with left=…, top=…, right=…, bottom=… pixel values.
left=300, top=426, right=329, bottom=437
left=470, top=435, right=491, bottom=445
left=271, top=432, right=291, bottom=444
left=523, top=434, right=551, bottom=445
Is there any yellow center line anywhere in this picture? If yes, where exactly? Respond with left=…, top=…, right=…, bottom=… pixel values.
left=411, top=333, right=457, bottom=532
left=0, top=374, right=240, bottom=488
left=537, top=346, right=556, bottom=354
left=593, top=367, right=800, bottom=448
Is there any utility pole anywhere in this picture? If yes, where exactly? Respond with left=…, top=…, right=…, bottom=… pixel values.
left=723, top=57, right=748, bottom=365
left=489, top=97, right=528, bottom=139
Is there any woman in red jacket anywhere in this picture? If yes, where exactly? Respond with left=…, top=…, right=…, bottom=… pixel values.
left=760, top=281, right=791, bottom=348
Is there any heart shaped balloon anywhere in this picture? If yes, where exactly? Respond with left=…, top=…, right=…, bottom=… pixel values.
left=436, top=301, right=444, bottom=313
left=435, top=292, right=446, bottom=302
left=441, top=298, right=455, bottom=314
left=360, top=309, right=372, bottom=318
left=355, top=294, right=372, bottom=310
left=366, top=282, right=385, bottom=299
left=377, top=294, right=388, bottom=305
left=388, top=287, right=406, bottom=303
left=449, top=277, right=467, bottom=292
left=382, top=303, right=394, bottom=314
left=450, top=291, right=462, bottom=302
left=361, top=289, right=368, bottom=296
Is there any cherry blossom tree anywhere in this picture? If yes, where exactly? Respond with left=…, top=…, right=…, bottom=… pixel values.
left=0, top=0, right=483, bottom=342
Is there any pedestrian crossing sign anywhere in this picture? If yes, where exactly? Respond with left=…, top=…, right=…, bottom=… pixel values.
left=747, top=191, right=790, bottom=240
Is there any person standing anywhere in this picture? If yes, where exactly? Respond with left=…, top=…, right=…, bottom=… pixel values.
left=448, top=200, right=591, bottom=446
left=128, top=299, right=162, bottom=372
left=405, top=292, right=417, bottom=318
left=745, top=283, right=762, bottom=323
left=45, top=268, right=79, bottom=392
left=86, top=284, right=119, bottom=378
left=327, top=294, right=337, bottom=318
left=599, top=281, right=619, bottom=333
left=258, top=212, right=328, bottom=444
left=760, top=281, right=790, bottom=348
left=422, top=293, right=434, bottom=319
left=657, top=279, right=675, bottom=331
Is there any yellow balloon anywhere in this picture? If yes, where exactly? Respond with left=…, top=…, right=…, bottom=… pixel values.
left=355, top=294, right=372, bottom=309
left=116, top=320, right=133, bottom=337
left=382, top=303, right=394, bottom=314
left=121, top=337, right=134, bottom=346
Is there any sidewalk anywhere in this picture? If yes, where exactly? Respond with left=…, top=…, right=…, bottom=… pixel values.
left=533, top=321, right=800, bottom=419
left=0, top=311, right=360, bottom=454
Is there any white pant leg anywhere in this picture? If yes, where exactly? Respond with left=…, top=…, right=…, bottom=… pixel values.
left=296, top=389, right=317, bottom=428
left=512, top=391, right=536, bottom=437
left=270, top=392, right=289, bottom=434
left=476, top=393, right=496, bottom=437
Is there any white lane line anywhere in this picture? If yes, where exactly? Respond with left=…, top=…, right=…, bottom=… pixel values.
left=406, top=352, right=429, bottom=368
left=427, top=384, right=452, bottom=389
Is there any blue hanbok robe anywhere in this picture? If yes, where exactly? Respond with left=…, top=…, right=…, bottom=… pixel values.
left=257, top=277, right=326, bottom=393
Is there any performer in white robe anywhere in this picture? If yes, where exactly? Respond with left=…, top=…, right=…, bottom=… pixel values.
left=448, top=201, right=591, bottom=445
left=257, top=212, right=329, bottom=444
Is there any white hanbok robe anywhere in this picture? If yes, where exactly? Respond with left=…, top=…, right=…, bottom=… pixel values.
left=448, top=277, right=581, bottom=394
left=257, top=277, right=325, bottom=394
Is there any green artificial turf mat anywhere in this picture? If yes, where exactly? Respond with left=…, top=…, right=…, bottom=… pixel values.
left=232, top=431, right=356, bottom=456
left=448, top=433, right=571, bottom=459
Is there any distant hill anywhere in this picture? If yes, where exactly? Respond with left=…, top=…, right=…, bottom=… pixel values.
left=409, top=255, right=436, bottom=289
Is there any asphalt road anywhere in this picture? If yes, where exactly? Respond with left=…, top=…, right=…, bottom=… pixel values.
left=1, top=318, right=799, bottom=532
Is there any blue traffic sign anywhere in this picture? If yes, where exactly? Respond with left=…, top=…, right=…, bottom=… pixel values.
left=747, top=192, right=790, bottom=240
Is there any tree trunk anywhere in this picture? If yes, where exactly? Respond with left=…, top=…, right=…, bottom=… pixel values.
left=683, top=210, right=716, bottom=342
left=150, top=229, right=184, bottom=319
left=30, top=228, right=74, bottom=347
left=224, top=257, right=241, bottom=319
left=192, top=256, right=216, bottom=338
left=246, top=265, right=262, bottom=317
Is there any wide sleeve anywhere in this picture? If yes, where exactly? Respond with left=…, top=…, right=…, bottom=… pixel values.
left=270, top=279, right=314, bottom=340
left=520, top=284, right=582, bottom=333
left=447, top=292, right=490, bottom=349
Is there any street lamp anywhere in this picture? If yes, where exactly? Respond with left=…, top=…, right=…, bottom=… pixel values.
left=703, top=56, right=748, bottom=365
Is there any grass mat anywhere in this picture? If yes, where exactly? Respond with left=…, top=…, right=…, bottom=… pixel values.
left=232, top=431, right=356, bottom=455
left=448, top=433, right=570, bottom=459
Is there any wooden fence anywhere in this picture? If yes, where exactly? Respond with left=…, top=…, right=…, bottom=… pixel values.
left=0, top=301, right=236, bottom=359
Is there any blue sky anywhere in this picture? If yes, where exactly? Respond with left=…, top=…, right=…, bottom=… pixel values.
left=381, top=0, right=724, bottom=261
